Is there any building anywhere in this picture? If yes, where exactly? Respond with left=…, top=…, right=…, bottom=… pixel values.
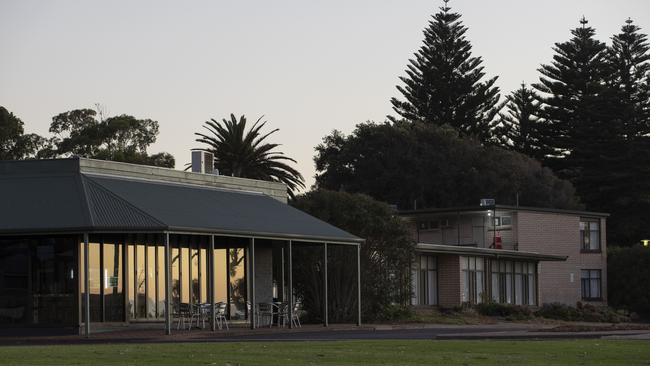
left=0, top=157, right=362, bottom=334
left=400, top=205, right=608, bottom=308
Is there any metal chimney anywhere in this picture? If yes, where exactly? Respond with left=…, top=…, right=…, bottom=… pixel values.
left=191, top=150, right=214, bottom=174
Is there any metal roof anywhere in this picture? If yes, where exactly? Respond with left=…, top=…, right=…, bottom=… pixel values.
left=0, top=159, right=362, bottom=243
left=415, top=243, right=567, bottom=261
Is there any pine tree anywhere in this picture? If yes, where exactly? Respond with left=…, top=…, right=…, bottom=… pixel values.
left=533, top=17, right=614, bottom=198
left=494, top=83, right=551, bottom=161
left=607, top=18, right=650, bottom=138
left=390, top=0, right=500, bottom=143
left=603, top=18, right=650, bottom=245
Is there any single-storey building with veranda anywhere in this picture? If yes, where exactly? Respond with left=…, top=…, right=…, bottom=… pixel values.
left=401, top=205, right=608, bottom=308
left=0, top=157, right=362, bottom=335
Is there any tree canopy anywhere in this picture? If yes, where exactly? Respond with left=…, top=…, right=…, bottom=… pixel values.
left=0, top=106, right=45, bottom=160
left=315, top=121, right=580, bottom=210
left=292, top=190, right=415, bottom=321
left=40, top=108, right=175, bottom=168
left=390, top=0, right=501, bottom=142
left=194, top=114, right=305, bottom=198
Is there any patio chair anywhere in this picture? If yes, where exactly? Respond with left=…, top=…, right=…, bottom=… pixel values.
left=257, top=302, right=274, bottom=328
left=275, top=302, right=289, bottom=328
left=189, top=303, right=203, bottom=330
left=291, top=301, right=302, bottom=328
left=215, top=302, right=229, bottom=330
left=175, top=303, right=192, bottom=330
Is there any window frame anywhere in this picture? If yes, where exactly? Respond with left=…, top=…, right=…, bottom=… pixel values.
left=580, top=269, right=602, bottom=301
left=580, top=218, right=601, bottom=253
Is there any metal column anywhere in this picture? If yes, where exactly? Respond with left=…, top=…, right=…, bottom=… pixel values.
left=288, top=240, right=293, bottom=329
left=210, top=235, right=216, bottom=331
left=323, top=243, right=328, bottom=327
left=164, top=232, right=171, bottom=335
left=356, top=243, right=361, bottom=326
left=83, top=233, right=90, bottom=337
left=249, top=238, right=256, bottom=329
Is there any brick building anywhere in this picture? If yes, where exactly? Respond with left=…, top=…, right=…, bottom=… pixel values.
left=400, top=205, right=608, bottom=308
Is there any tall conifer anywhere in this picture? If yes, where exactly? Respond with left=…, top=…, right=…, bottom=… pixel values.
left=495, top=83, right=551, bottom=161
left=390, top=0, right=500, bottom=142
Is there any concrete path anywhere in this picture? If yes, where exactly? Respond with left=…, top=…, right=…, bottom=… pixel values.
left=1, top=323, right=649, bottom=346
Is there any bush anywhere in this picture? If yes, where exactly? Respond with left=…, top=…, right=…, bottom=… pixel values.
left=476, top=303, right=534, bottom=320
left=377, top=304, right=415, bottom=321
left=535, top=302, right=630, bottom=323
left=608, top=246, right=650, bottom=317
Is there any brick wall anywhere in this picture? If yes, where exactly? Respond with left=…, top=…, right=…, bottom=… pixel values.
left=437, top=255, right=461, bottom=308
left=517, top=211, right=607, bottom=305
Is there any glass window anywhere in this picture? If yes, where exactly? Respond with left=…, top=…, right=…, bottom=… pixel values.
left=157, top=246, right=166, bottom=318
left=147, top=244, right=156, bottom=318
left=172, top=246, right=180, bottom=307
left=418, top=255, right=437, bottom=305
left=581, top=269, right=602, bottom=300
left=136, top=244, right=146, bottom=318
left=214, top=249, right=227, bottom=303
left=127, top=244, right=135, bottom=319
left=103, top=241, right=123, bottom=322
left=580, top=219, right=601, bottom=251
left=181, top=246, right=190, bottom=304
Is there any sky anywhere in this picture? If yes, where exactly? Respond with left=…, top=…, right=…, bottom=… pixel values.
left=2, top=0, right=650, bottom=190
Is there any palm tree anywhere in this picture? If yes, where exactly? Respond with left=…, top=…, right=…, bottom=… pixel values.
left=194, top=114, right=305, bottom=198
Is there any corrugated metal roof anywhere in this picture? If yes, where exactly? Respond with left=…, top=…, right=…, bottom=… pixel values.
left=0, top=158, right=361, bottom=242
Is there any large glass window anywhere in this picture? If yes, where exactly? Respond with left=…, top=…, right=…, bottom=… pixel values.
left=0, top=236, right=77, bottom=327
left=103, top=240, right=123, bottom=322
left=418, top=255, right=437, bottom=305
left=580, top=219, right=601, bottom=251
left=460, top=256, right=485, bottom=304
left=581, top=269, right=602, bottom=300
left=229, top=248, right=246, bottom=319
left=146, top=244, right=156, bottom=318
left=487, top=259, right=536, bottom=306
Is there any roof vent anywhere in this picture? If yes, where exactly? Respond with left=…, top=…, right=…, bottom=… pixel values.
left=480, top=198, right=495, bottom=207
left=191, top=150, right=215, bottom=174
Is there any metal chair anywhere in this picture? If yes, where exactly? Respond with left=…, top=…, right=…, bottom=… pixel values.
left=215, top=302, right=229, bottom=330
left=257, top=302, right=274, bottom=328
left=175, top=303, right=192, bottom=330
left=291, top=301, right=302, bottom=328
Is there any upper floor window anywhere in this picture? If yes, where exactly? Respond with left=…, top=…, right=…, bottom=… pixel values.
left=580, top=219, right=600, bottom=251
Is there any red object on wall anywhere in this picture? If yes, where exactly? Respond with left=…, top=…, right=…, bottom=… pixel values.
left=494, top=232, right=502, bottom=249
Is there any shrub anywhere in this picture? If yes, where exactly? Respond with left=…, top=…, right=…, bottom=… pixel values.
left=378, top=304, right=415, bottom=321
left=476, top=303, right=534, bottom=320
left=608, top=246, right=650, bottom=317
left=535, top=302, right=630, bottom=323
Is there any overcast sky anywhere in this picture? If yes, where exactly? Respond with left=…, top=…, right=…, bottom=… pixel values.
left=2, top=0, right=650, bottom=189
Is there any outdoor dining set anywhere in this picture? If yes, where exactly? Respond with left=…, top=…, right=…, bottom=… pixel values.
left=174, top=301, right=302, bottom=330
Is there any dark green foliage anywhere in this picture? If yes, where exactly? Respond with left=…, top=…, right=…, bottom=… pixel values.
left=390, top=1, right=500, bottom=142
left=41, top=108, right=174, bottom=167
left=194, top=114, right=305, bottom=198
left=533, top=17, right=650, bottom=246
left=533, top=18, right=612, bottom=180
left=495, top=84, right=552, bottom=161
left=314, top=121, right=580, bottom=210
left=601, top=19, right=650, bottom=246
left=535, top=302, right=629, bottom=323
left=291, top=190, right=415, bottom=322
left=475, top=303, right=533, bottom=320
left=0, top=106, right=46, bottom=160
left=608, top=246, right=650, bottom=316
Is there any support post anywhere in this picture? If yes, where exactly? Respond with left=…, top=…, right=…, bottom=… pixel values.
left=357, top=243, right=361, bottom=326
left=288, top=240, right=293, bottom=329
left=83, top=233, right=90, bottom=337
left=210, top=235, right=216, bottom=331
left=323, top=243, right=328, bottom=327
left=249, top=238, right=256, bottom=329
left=164, top=232, right=171, bottom=335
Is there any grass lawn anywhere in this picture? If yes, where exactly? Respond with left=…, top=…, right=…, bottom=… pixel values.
left=0, top=339, right=648, bottom=365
